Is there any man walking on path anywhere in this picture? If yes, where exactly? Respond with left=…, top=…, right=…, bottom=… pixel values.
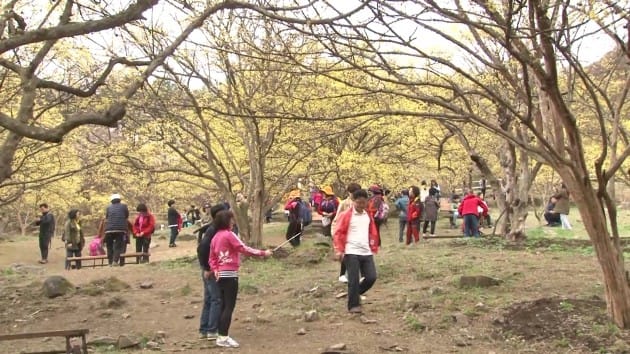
left=35, top=203, right=55, bottom=264
left=333, top=189, right=379, bottom=314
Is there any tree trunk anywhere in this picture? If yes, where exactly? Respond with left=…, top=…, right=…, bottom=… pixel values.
left=249, top=203, right=264, bottom=248
left=17, top=210, right=28, bottom=237
left=570, top=177, right=630, bottom=327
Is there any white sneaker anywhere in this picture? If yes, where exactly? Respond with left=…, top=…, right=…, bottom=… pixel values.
left=338, top=275, right=348, bottom=283
left=360, top=295, right=367, bottom=301
left=207, top=332, right=218, bottom=340
left=216, top=336, right=239, bottom=348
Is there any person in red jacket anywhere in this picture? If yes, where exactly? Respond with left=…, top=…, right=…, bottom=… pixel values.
left=333, top=189, right=379, bottom=314
left=132, top=203, right=155, bottom=263
left=406, top=186, right=423, bottom=245
left=458, top=190, right=488, bottom=237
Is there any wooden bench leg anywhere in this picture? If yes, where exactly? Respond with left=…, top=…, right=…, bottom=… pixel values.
left=66, top=336, right=71, bottom=353
left=81, top=334, right=87, bottom=354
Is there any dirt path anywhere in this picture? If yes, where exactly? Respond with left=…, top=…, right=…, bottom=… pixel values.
left=0, top=222, right=627, bottom=353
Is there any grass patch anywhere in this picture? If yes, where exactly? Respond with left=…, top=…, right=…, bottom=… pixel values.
left=180, top=283, right=192, bottom=296
left=1, top=267, right=15, bottom=277
left=404, top=314, right=427, bottom=332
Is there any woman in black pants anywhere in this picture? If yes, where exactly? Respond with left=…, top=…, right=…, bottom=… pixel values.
left=332, top=183, right=362, bottom=283
left=209, top=211, right=273, bottom=348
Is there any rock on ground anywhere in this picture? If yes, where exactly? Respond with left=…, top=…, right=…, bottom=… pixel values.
left=459, top=275, right=502, bottom=288
left=117, top=335, right=140, bottom=349
left=140, top=281, right=154, bottom=289
left=304, top=310, right=319, bottom=322
left=42, top=276, right=74, bottom=298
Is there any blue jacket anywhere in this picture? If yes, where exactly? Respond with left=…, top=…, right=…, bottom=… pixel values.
left=395, top=196, right=409, bottom=220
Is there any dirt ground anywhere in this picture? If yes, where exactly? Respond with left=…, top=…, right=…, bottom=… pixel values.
left=1, top=220, right=630, bottom=354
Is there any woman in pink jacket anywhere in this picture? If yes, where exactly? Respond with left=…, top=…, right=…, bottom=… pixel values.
left=210, top=210, right=272, bottom=348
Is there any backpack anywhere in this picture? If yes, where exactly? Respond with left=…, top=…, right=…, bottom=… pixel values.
left=299, top=202, right=312, bottom=227
left=368, top=195, right=388, bottom=221
left=381, top=202, right=390, bottom=220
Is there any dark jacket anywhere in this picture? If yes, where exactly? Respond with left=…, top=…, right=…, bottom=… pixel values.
left=167, top=207, right=179, bottom=226
left=64, top=219, right=85, bottom=251
left=197, top=224, right=218, bottom=271
left=423, top=195, right=440, bottom=221
left=105, top=202, right=129, bottom=232
left=36, top=212, right=55, bottom=238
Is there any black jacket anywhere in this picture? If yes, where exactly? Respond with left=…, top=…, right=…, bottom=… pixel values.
left=36, top=212, right=55, bottom=238
left=105, top=202, right=129, bottom=232
left=167, top=207, right=179, bottom=226
left=197, top=225, right=218, bottom=271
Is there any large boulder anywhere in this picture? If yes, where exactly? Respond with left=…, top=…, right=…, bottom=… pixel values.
left=42, top=276, right=74, bottom=298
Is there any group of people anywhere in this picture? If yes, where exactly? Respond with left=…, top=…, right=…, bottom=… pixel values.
left=34, top=194, right=158, bottom=268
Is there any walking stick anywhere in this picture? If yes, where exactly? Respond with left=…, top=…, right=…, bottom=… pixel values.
left=273, top=231, right=303, bottom=251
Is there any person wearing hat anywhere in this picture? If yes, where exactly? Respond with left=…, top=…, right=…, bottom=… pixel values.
left=104, top=193, right=129, bottom=266
left=318, top=186, right=339, bottom=237
left=367, top=185, right=385, bottom=245
left=285, top=190, right=305, bottom=247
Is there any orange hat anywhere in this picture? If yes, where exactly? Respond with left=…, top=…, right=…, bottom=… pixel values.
left=322, top=186, right=334, bottom=196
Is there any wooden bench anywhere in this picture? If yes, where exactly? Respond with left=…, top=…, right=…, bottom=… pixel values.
left=0, top=328, right=89, bottom=354
left=67, top=252, right=150, bottom=268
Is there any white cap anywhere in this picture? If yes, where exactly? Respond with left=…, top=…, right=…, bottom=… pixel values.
left=110, top=193, right=121, bottom=201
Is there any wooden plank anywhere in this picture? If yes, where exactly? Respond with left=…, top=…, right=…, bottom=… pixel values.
left=67, top=256, right=107, bottom=261
left=120, top=252, right=149, bottom=257
left=0, top=329, right=88, bottom=341
left=67, top=253, right=149, bottom=262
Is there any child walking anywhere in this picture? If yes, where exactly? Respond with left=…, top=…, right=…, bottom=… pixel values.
left=209, top=210, right=272, bottom=348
